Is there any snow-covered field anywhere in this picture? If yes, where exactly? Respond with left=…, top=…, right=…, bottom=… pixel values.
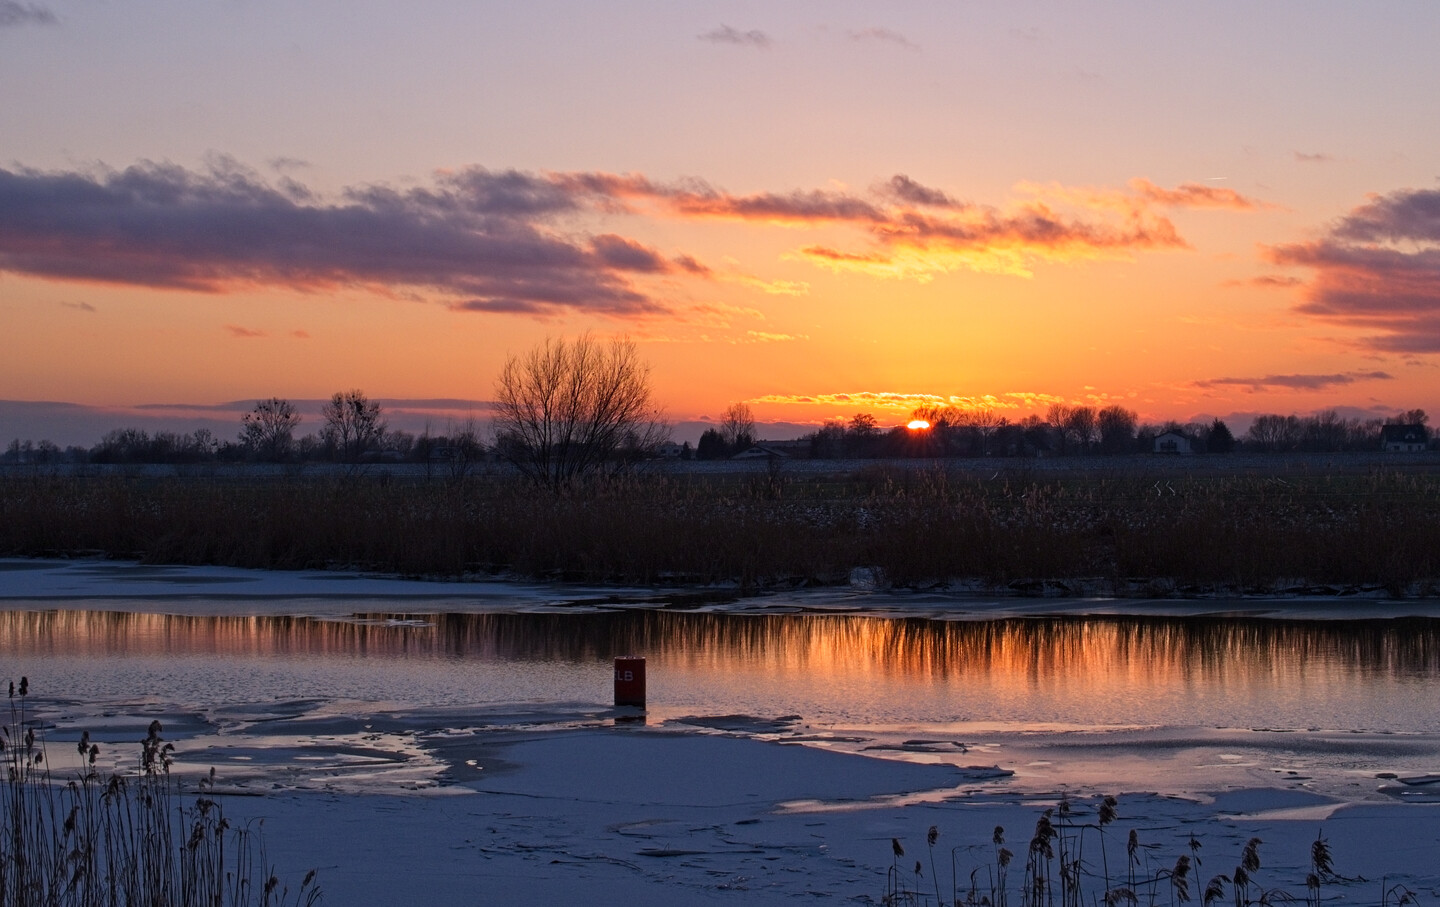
left=5, top=559, right=1440, bottom=905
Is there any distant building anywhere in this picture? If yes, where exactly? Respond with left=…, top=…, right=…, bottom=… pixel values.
left=1381, top=424, right=1429, bottom=452
left=731, top=440, right=810, bottom=460
left=1153, top=431, right=1193, bottom=455
left=654, top=441, right=685, bottom=459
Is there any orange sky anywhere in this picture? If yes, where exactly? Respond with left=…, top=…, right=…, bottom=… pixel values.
left=2, top=3, right=1438, bottom=443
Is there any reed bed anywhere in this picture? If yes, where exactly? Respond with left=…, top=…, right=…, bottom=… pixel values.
left=1, top=467, right=1437, bottom=593
left=1, top=680, right=320, bottom=907
left=884, top=795, right=1412, bottom=907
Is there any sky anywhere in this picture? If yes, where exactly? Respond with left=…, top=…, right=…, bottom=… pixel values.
left=3, top=1, right=1439, bottom=446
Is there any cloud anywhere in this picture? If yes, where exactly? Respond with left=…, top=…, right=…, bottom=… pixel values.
left=880, top=175, right=960, bottom=208
left=1193, top=371, right=1394, bottom=392
left=697, top=25, right=770, bottom=48
left=1246, top=275, right=1304, bottom=288
left=630, top=174, right=1269, bottom=278
left=0, top=158, right=1275, bottom=319
left=0, top=160, right=696, bottom=318
left=60, top=300, right=95, bottom=312
left=1127, top=178, right=1270, bottom=211
left=1268, top=187, right=1440, bottom=352
left=290, top=329, right=310, bottom=339
left=1294, top=152, right=1334, bottom=164
left=225, top=325, right=267, bottom=338
left=0, top=1, right=56, bottom=27
left=848, top=27, right=918, bottom=50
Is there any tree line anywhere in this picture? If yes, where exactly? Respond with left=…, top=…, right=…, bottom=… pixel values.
left=694, top=404, right=1431, bottom=460
left=2, top=390, right=483, bottom=468
left=1, top=329, right=1432, bottom=474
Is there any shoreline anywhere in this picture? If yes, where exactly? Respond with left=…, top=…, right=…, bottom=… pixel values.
left=4, top=558, right=1440, bottom=618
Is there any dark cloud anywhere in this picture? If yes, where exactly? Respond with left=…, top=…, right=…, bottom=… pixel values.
left=848, top=27, right=918, bottom=50
left=1329, top=188, right=1440, bottom=244
left=1269, top=187, right=1440, bottom=353
left=0, top=1, right=56, bottom=27
left=590, top=234, right=669, bottom=273
left=664, top=185, right=888, bottom=223
left=60, top=300, right=96, bottom=312
left=697, top=24, right=771, bottom=48
left=888, top=206, right=1185, bottom=254
left=1193, top=371, right=1394, bottom=392
left=0, top=161, right=688, bottom=318
left=882, top=175, right=960, bottom=208
left=225, top=325, right=266, bottom=338
left=1294, top=151, right=1335, bottom=164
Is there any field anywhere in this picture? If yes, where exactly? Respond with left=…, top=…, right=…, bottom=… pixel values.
left=1, top=455, right=1438, bottom=596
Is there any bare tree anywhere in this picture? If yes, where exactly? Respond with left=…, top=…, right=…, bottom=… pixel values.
left=1097, top=405, right=1138, bottom=454
left=1064, top=406, right=1098, bottom=454
left=240, top=397, right=301, bottom=461
left=321, top=389, right=385, bottom=462
left=719, top=402, right=756, bottom=450
left=493, top=334, right=667, bottom=485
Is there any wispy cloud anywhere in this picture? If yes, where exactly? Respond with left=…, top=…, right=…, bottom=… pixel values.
left=1193, top=371, right=1394, bottom=392
left=697, top=25, right=771, bottom=48
left=1294, top=151, right=1335, bottom=164
left=848, top=27, right=918, bottom=50
left=1230, top=274, right=1304, bottom=289
left=224, top=325, right=267, bottom=338
left=1268, top=186, right=1440, bottom=352
left=612, top=172, right=1270, bottom=279
left=0, top=1, right=56, bottom=27
left=60, top=300, right=96, bottom=312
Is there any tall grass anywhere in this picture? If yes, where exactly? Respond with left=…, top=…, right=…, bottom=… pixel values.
left=1, top=467, right=1438, bottom=593
left=886, top=795, right=1401, bottom=907
left=0, top=680, right=320, bottom=907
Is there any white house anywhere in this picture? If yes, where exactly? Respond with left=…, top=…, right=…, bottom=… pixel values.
left=1153, top=431, right=1193, bottom=455
left=1380, top=424, right=1429, bottom=452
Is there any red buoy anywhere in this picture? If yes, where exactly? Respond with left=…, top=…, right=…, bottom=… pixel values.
left=614, top=656, right=646, bottom=708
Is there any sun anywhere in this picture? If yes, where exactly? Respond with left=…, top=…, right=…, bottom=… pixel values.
left=907, top=419, right=931, bottom=430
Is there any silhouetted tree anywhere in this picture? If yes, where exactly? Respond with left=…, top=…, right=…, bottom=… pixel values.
left=321, top=390, right=385, bottom=462
left=240, top=397, right=301, bottom=461
left=1207, top=419, right=1235, bottom=453
left=719, top=402, right=756, bottom=451
left=493, top=334, right=667, bottom=485
left=846, top=413, right=881, bottom=457
left=696, top=428, right=728, bottom=460
left=1097, top=405, right=1138, bottom=454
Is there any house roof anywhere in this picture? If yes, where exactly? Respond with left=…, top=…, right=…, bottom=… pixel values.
left=1381, top=424, right=1429, bottom=444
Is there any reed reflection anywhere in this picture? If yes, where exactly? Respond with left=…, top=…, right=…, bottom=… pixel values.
left=4, top=609, right=1439, bottom=685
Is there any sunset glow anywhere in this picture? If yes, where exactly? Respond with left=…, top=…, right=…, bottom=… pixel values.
left=907, top=420, right=931, bottom=431
left=2, top=3, right=1438, bottom=444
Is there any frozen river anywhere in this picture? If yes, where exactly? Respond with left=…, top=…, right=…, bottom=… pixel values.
left=4, top=558, right=1440, bottom=803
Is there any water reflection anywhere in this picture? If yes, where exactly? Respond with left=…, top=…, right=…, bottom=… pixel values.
left=4, top=610, right=1438, bottom=731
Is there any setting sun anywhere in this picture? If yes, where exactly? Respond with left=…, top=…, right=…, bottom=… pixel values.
left=907, top=420, right=931, bottom=430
